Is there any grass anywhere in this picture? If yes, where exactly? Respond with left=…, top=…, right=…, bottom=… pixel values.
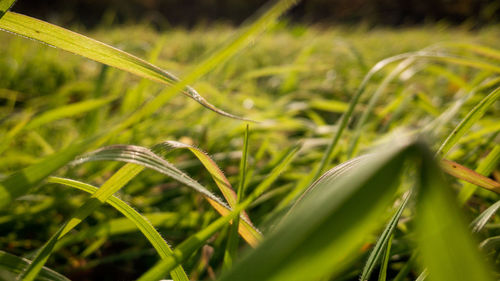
left=0, top=0, right=500, bottom=280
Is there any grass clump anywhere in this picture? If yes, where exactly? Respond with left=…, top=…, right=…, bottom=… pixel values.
left=1, top=0, right=500, bottom=280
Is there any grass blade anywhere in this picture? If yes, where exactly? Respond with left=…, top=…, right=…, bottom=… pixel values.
left=137, top=145, right=299, bottom=281
left=437, top=86, right=500, bottom=157
left=47, top=176, right=189, bottom=281
left=223, top=124, right=249, bottom=270
left=378, top=233, right=393, bottom=281
left=471, top=199, right=500, bottom=233
left=0, top=0, right=15, bottom=18
left=0, top=12, right=240, bottom=119
left=360, top=191, right=412, bottom=281
left=441, top=159, right=500, bottom=194
left=0, top=250, right=69, bottom=281
left=458, top=145, right=500, bottom=204
left=74, top=144, right=261, bottom=246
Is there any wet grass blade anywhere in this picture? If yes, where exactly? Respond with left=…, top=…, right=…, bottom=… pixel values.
left=0, top=250, right=69, bottom=281
left=47, top=176, right=189, bottom=281
left=360, top=191, right=412, bottom=281
left=437, top=86, right=500, bottom=157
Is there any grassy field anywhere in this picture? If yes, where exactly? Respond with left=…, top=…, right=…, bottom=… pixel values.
left=0, top=3, right=500, bottom=280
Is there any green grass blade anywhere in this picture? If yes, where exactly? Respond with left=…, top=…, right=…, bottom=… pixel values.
left=416, top=144, right=494, bottom=281
left=137, top=145, right=299, bottom=281
left=0, top=136, right=99, bottom=210
left=153, top=139, right=257, bottom=229
left=0, top=0, right=15, bottom=18
left=74, top=144, right=260, bottom=246
left=25, top=97, right=115, bottom=130
left=0, top=12, right=243, bottom=120
left=458, top=145, right=500, bottom=204
left=360, top=191, right=411, bottom=281
left=223, top=125, right=249, bottom=271
left=47, top=176, right=189, bottom=281
left=471, top=199, right=500, bottom=233
left=0, top=250, right=69, bottom=281
left=437, top=86, right=500, bottom=157
left=377, top=233, right=393, bottom=281
left=218, top=141, right=411, bottom=281
left=19, top=163, right=143, bottom=281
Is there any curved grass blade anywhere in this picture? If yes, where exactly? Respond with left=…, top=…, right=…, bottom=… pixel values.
left=47, top=176, right=189, bottom=281
left=19, top=163, right=144, bottom=281
left=137, top=145, right=299, bottom=281
left=0, top=12, right=241, bottom=120
left=441, top=159, right=500, bottom=194
left=217, top=141, right=411, bottom=281
left=471, top=199, right=500, bottom=233
left=0, top=250, right=69, bottom=281
left=437, top=86, right=500, bottom=157
left=360, top=191, right=412, bottom=281
left=73, top=145, right=261, bottom=246
left=458, top=145, right=500, bottom=204
left=153, top=140, right=254, bottom=225
left=0, top=0, right=297, bottom=211
left=416, top=144, right=494, bottom=281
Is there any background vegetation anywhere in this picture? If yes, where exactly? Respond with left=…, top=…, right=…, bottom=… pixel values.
left=1, top=0, right=499, bottom=280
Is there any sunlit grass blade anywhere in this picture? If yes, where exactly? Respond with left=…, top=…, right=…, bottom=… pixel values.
left=24, top=97, right=115, bottom=130
left=73, top=144, right=261, bottom=246
left=19, top=163, right=144, bottom=281
left=0, top=250, right=69, bottom=281
left=437, top=86, right=500, bottom=157
left=223, top=125, right=249, bottom=271
left=218, top=141, right=412, bottom=281
left=360, top=191, right=412, bottom=281
left=471, top=199, right=500, bottom=233
left=153, top=139, right=255, bottom=225
left=441, top=159, right=500, bottom=194
left=137, top=145, right=299, bottom=281
left=47, top=176, right=189, bottom=281
left=0, top=12, right=242, bottom=120
left=458, top=145, right=500, bottom=204
left=0, top=0, right=297, bottom=212
left=0, top=0, right=15, bottom=18
left=416, top=144, right=494, bottom=281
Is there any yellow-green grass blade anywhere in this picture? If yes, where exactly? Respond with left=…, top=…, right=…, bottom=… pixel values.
left=458, top=145, right=500, bottom=204
left=441, top=158, right=500, bottom=194
left=25, top=97, right=115, bottom=130
left=223, top=125, right=249, bottom=271
left=0, top=0, right=297, bottom=212
left=437, top=86, right=500, bottom=157
left=0, top=250, right=69, bottom=281
left=0, top=12, right=242, bottom=120
left=153, top=140, right=258, bottom=230
left=47, top=176, right=189, bottom=281
left=416, top=144, right=494, bottom=281
left=217, top=141, right=411, bottom=281
left=74, top=144, right=260, bottom=246
left=360, top=191, right=412, bottom=281
left=378, top=233, right=393, bottom=281
left=471, top=199, right=500, bottom=233
left=0, top=0, right=15, bottom=18
left=137, top=145, right=299, bottom=281
left=19, top=163, right=143, bottom=281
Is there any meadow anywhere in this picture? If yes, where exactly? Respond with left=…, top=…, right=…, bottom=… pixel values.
left=0, top=0, right=500, bottom=280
